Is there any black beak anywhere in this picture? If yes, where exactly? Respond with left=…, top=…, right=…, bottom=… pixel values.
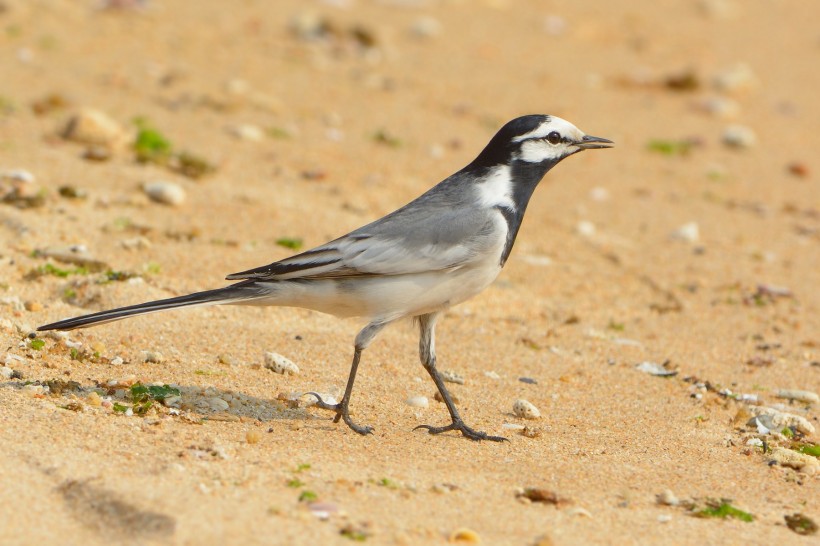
left=575, top=134, right=614, bottom=150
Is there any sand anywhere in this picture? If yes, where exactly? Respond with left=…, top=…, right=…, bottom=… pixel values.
left=0, top=1, right=818, bottom=544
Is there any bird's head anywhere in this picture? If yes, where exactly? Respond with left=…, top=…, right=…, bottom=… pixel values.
left=469, top=114, right=612, bottom=169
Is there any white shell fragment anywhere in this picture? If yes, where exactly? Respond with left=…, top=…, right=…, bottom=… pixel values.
left=776, top=389, right=819, bottom=404
left=143, top=181, right=186, bottom=206
left=770, top=447, right=818, bottom=475
left=635, top=361, right=678, bottom=377
left=656, top=489, right=679, bottom=506
left=513, top=399, right=541, bottom=419
left=747, top=405, right=815, bottom=435
left=264, top=352, right=299, bottom=375
left=405, top=396, right=429, bottom=408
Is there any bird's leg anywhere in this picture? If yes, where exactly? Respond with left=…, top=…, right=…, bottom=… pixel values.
left=413, top=313, right=507, bottom=442
left=307, top=321, right=387, bottom=436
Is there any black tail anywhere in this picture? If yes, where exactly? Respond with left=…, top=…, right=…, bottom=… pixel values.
left=37, top=282, right=265, bottom=331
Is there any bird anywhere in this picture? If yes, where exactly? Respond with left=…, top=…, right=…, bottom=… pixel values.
left=38, top=114, right=612, bottom=441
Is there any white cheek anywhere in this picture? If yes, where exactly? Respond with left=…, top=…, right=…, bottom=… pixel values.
left=518, top=140, right=566, bottom=163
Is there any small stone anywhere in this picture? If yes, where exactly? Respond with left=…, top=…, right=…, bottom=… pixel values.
left=713, top=63, right=758, bottom=93
left=406, top=396, right=429, bottom=408
left=657, top=514, right=673, bottom=524
left=635, top=361, right=678, bottom=377
left=142, top=350, right=164, bottom=364
left=86, top=391, right=102, bottom=407
left=120, top=236, right=151, bottom=250
left=512, top=399, right=541, bottom=419
left=433, top=390, right=459, bottom=405
left=576, top=220, right=596, bottom=237
left=0, top=169, right=35, bottom=183
left=410, top=16, right=442, bottom=38
left=747, top=406, right=815, bottom=435
left=449, top=527, right=481, bottom=543
left=264, top=352, right=299, bottom=375
left=229, top=124, right=265, bottom=142
left=0, top=366, right=13, bottom=379
left=62, top=108, right=128, bottom=150
left=162, top=395, right=182, bottom=408
left=521, top=426, right=542, bottom=438
left=246, top=430, right=262, bottom=444
left=670, top=222, right=700, bottom=243
left=723, top=124, right=756, bottom=149
left=143, top=181, right=186, bottom=206
left=208, top=397, right=229, bottom=411
left=110, top=356, right=124, bottom=366
left=484, top=371, right=500, bottom=380
left=589, top=186, right=610, bottom=202
left=656, top=489, right=679, bottom=506
left=787, top=162, right=809, bottom=178
left=440, top=370, right=464, bottom=384
left=784, top=513, right=818, bottom=536
left=770, top=447, right=818, bottom=474
left=567, top=507, right=592, bottom=518
left=776, top=389, right=819, bottom=404
left=697, top=96, right=740, bottom=119
left=518, top=488, right=571, bottom=506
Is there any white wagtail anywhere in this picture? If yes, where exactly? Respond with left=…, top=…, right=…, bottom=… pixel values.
left=38, top=115, right=612, bottom=441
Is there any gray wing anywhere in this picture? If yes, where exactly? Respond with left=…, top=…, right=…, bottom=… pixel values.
left=226, top=183, right=501, bottom=281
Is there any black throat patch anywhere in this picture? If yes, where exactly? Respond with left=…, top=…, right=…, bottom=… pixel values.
left=495, top=159, right=559, bottom=266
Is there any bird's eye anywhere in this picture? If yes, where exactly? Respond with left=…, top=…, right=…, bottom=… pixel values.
left=546, top=131, right=562, bottom=145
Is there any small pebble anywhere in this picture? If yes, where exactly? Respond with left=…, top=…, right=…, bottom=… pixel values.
left=441, top=370, right=465, bottom=384
left=142, top=350, right=164, bottom=363
left=110, top=356, right=124, bottom=366
left=722, top=125, right=756, bottom=149
left=776, top=389, right=819, bottom=404
left=657, top=514, right=673, bottom=524
left=229, top=124, right=265, bottom=142
left=120, top=236, right=151, bottom=250
left=162, top=395, right=182, bottom=408
left=406, top=396, right=429, bottom=408
left=697, top=96, right=740, bottom=118
left=512, top=399, right=541, bottom=419
left=748, top=406, right=815, bottom=435
left=670, top=222, right=700, bottom=243
left=449, top=528, right=481, bottom=544
left=567, top=507, right=592, bottom=518
left=246, top=430, right=262, bottom=444
left=61, top=108, right=127, bottom=149
left=787, top=162, right=809, bottom=178
left=86, top=391, right=102, bottom=407
left=0, top=169, right=35, bottom=183
left=713, top=63, right=758, bottom=93
left=635, top=361, right=678, bottom=377
left=410, top=16, right=442, bottom=38
left=589, top=186, right=610, bottom=202
left=770, top=447, right=818, bottom=474
left=519, top=377, right=538, bottom=385
left=484, top=371, right=500, bottom=380
left=0, top=366, right=13, bottom=379
left=576, top=220, right=596, bottom=237
left=143, top=181, right=186, bottom=206
left=264, top=352, right=299, bottom=375
left=656, top=489, right=679, bottom=506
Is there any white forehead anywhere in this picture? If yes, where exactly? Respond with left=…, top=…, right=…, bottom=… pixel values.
left=512, top=116, right=584, bottom=143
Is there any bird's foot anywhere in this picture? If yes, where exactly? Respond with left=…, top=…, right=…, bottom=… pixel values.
left=414, top=419, right=508, bottom=442
left=306, top=392, right=373, bottom=436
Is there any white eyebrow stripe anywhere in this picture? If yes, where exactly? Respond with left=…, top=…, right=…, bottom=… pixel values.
left=512, top=116, right=584, bottom=143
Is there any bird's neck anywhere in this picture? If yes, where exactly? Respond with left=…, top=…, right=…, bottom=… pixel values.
left=497, top=158, right=559, bottom=266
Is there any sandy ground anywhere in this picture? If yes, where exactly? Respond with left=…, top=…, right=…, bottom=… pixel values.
left=1, top=1, right=819, bottom=545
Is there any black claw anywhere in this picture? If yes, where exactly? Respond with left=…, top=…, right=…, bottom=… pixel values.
left=306, top=392, right=374, bottom=436
left=414, top=421, right=508, bottom=442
